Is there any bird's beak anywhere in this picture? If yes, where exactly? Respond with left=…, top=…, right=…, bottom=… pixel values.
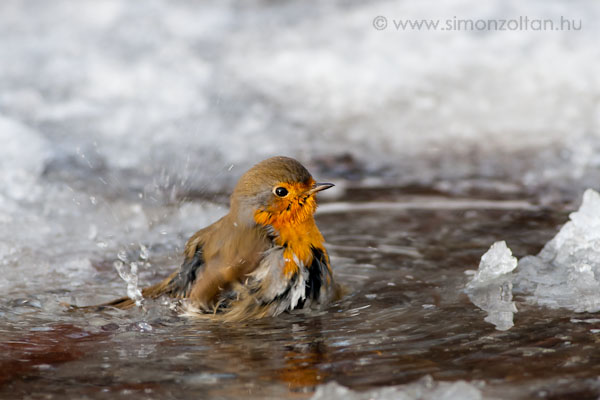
left=307, top=182, right=335, bottom=195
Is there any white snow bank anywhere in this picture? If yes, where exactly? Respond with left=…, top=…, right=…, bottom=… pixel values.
left=469, top=189, right=600, bottom=330
left=311, top=376, right=483, bottom=400
left=0, top=116, right=51, bottom=203
left=466, top=241, right=518, bottom=331
left=1, top=1, right=599, bottom=190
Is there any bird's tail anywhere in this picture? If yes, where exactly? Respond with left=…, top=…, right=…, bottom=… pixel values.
left=68, top=247, right=206, bottom=312
left=68, top=271, right=180, bottom=311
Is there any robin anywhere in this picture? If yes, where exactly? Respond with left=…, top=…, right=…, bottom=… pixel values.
left=93, top=156, right=340, bottom=321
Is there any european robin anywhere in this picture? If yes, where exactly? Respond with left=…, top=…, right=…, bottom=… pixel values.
left=95, top=156, right=340, bottom=321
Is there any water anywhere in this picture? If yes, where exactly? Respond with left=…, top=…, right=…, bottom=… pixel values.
left=2, top=0, right=600, bottom=398
left=3, top=185, right=598, bottom=399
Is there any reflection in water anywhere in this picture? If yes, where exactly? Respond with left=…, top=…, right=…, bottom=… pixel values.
left=177, top=318, right=331, bottom=391
left=277, top=325, right=329, bottom=390
left=0, top=324, right=108, bottom=387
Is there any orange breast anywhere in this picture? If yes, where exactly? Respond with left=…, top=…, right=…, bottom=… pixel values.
left=253, top=182, right=326, bottom=276
left=254, top=210, right=325, bottom=276
left=276, top=217, right=325, bottom=276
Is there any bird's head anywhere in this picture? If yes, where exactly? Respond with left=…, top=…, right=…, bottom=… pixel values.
left=230, top=156, right=333, bottom=228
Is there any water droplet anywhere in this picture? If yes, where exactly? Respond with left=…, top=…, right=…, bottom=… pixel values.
left=139, top=244, right=149, bottom=260
left=114, top=260, right=143, bottom=307
left=137, top=322, right=153, bottom=332
left=117, top=250, right=128, bottom=263
left=101, top=323, right=120, bottom=331
left=130, top=262, right=138, bottom=274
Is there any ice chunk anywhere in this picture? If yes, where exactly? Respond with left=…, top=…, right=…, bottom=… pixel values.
left=468, top=241, right=518, bottom=287
left=470, top=189, right=600, bottom=317
left=311, top=376, right=482, bottom=400
left=515, top=189, right=600, bottom=312
left=466, top=241, right=518, bottom=331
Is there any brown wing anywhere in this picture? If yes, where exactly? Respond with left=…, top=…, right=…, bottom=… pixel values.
left=187, top=218, right=272, bottom=309
left=78, top=215, right=271, bottom=311
left=86, top=220, right=216, bottom=310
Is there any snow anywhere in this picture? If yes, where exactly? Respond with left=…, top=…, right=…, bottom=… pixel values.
left=311, top=376, right=483, bottom=400
left=0, top=117, right=50, bottom=204
left=1, top=0, right=599, bottom=192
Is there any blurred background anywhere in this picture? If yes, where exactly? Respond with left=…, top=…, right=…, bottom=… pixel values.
left=1, top=1, right=599, bottom=398
left=2, top=0, right=598, bottom=198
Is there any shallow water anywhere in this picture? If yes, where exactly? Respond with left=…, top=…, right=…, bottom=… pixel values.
left=4, top=187, right=600, bottom=400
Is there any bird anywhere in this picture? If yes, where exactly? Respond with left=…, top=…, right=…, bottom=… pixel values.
left=91, top=156, right=340, bottom=321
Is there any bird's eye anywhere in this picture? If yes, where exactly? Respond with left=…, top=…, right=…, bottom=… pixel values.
left=274, top=187, right=289, bottom=197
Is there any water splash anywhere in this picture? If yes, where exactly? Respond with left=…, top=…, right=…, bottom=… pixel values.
left=112, top=244, right=155, bottom=307
left=113, top=258, right=143, bottom=307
